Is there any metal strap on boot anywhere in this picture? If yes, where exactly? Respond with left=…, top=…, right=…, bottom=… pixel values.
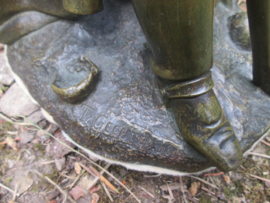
left=157, top=72, right=214, bottom=98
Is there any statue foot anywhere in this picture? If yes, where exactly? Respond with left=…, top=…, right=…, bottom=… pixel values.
left=158, top=73, right=243, bottom=171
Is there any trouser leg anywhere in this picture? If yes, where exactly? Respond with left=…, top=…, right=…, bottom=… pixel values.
left=62, top=0, right=103, bottom=15
left=132, top=0, right=243, bottom=171
left=131, top=0, right=214, bottom=81
left=246, top=0, right=270, bottom=95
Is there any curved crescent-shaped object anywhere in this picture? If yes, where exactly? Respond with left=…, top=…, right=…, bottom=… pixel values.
left=51, top=57, right=99, bottom=103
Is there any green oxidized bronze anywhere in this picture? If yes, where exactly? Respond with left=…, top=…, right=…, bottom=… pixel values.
left=51, top=56, right=99, bottom=104
left=132, top=0, right=214, bottom=81
left=228, top=12, right=251, bottom=51
left=62, top=0, right=103, bottom=15
left=0, top=0, right=77, bottom=45
left=1, top=0, right=270, bottom=174
left=131, top=0, right=242, bottom=171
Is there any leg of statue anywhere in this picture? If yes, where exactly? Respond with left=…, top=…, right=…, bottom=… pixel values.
left=246, top=0, right=270, bottom=95
left=132, top=0, right=243, bottom=171
left=62, top=0, right=103, bottom=15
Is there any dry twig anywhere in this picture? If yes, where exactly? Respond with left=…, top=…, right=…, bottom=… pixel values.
left=261, top=140, right=270, bottom=147
left=144, top=174, right=161, bottom=178
left=101, top=182, right=114, bottom=202
left=78, top=163, right=96, bottom=176
left=0, top=182, right=18, bottom=196
left=30, top=170, right=76, bottom=203
left=188, top=176, right=218, bottom=189
left=160, top=183, right=181, bottom=191
left=89, top=164, right=119, bottom=194
left=12, top=184, right=18, bottom=201
left=201, top=186, right=216, bottom=196
left=0, top=113, right=31, bottom=126
left=87, top=163, right=111, bottom=190
left=165, top=181, right=175, bottom=202
left=249, top=174, right=270, bottom=183
left=249, top=152, right=270, bottom=159
left=41, top=160, right=55, bottom=165
left=180, top=177, right=188, bottom=203
left=80, top=163, right=119, bottom=194
left=139, top=186, right=155, bottom=199
left=204, top=172, right=224, bottom=177
left=66, top=169, right=86, bottom=189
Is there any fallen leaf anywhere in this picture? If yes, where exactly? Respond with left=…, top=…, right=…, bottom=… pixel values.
left=74, top=162, right=82, bottom=175
left=69, top=185, right=84, bottom=201
left=90, top=185, right=101, bottom=194
left=91, top=193, right=99, bottom=203
left=5, top=137, right=19, bottom=151
left=190, top=182, right=200, bottom=196
left=223, top=175, right=231, bottom=184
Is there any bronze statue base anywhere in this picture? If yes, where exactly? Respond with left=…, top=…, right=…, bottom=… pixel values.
left=6, top=1, right=270, bottom=174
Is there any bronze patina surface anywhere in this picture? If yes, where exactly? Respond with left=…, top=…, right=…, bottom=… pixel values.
left=247, top=0, right=270, bottom=96
left=2, top=0, right=270, bottom=174
left=51, top=56, right=99, bottom=104
left=0, top=0, right=77, bottom=45
left=62, top=0, right=103, bottom=15
left=228, top=12, right=251, bottom=51
left=131, top=0, right=242, bottom=171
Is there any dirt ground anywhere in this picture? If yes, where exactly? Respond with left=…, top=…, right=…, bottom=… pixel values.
left=0, top=114, right=270, bottom=203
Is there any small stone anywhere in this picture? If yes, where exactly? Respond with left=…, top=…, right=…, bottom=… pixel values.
left=78, top=175, right=95, bottom=189
left=55, top=157, right=66, bottom=171
left=26, top=110, right=45, bottom=124
left=0, top=47, right=14, bottom=85
left=69, top=185, right=84, bottom=201
left=36, top=130, right=45, bottom=137
left=27, top=155, right=36, bottom=164
left=20, top=131, right=34, bottom=144
left=0, top=83, right=39, bottom=117
left=7, top=159, right=16, bottom=168
left=46, top=144, right=51, bottom=154
left=265, top=181, right=270, bottom=188
left=49, top=131, right=75, bottom=159
left=17, top=176, right=33, bottom=195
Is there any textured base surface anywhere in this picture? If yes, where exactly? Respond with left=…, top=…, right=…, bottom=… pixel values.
left=7, top=0, right=270, bottom=173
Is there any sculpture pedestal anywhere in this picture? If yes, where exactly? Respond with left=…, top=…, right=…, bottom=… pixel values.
left=6, top=1, right=270, bottom=175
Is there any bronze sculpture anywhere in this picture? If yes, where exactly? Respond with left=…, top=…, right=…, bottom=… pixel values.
left=0, top=0, right=270, bottom=174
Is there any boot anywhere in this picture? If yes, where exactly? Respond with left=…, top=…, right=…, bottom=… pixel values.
left=157, top=73, right=243, bottom=171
